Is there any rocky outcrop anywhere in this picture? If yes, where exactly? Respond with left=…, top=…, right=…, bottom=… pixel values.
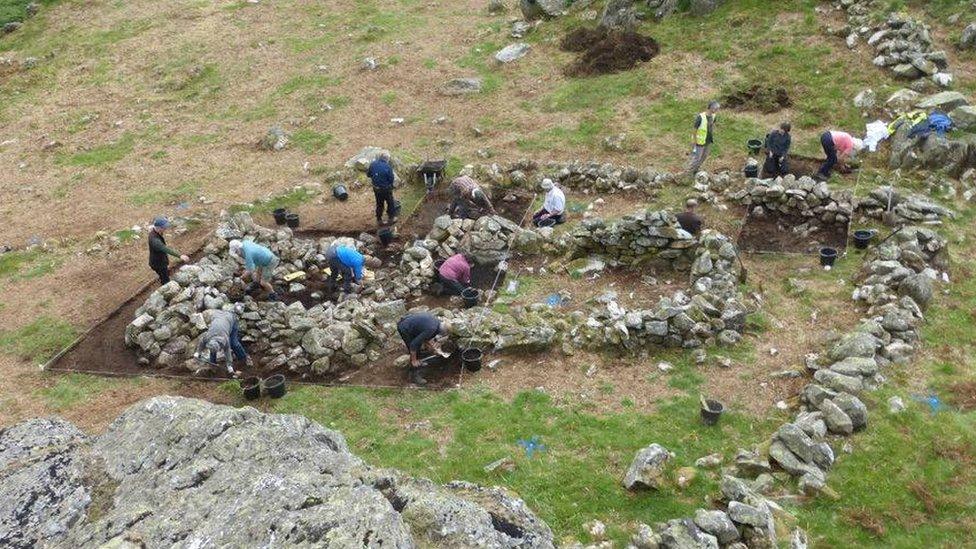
left=0, top=397, right=554, bottom=548
left=519, top=0, right=563, bottom=20
left=887, top=118, right=976, bottom=177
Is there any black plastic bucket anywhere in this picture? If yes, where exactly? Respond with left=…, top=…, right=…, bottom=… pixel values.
left=241, top=377, right=261, bottom=400
left=744, top=164, right=759, bottom=178
left=434, top=259, right=446, bottom=272
left=700, top=399, right=724, bottom=426
left=819, top=247, right=838, bottom=267
left=537, top=217, right=557, bottom=228
left=852, top=230, right=874, bottom=250
left=333, top=184, right=349, bottom=201
left=273, top=208, right=288, bottom=225
left=264, top=374, right=286, bottom=398
left=461, top=287, right=480, bottom=308
left=747, top=139, right=763, bottom=154
left=461, top=348, right=483, bottom=372
left=285, top=213, right=300, bottom=228
left=378, top=227, right=394, bottom=246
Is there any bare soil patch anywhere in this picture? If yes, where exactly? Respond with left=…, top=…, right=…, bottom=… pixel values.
left=561, top=27, right=660, bottom=77
left=737, top=211, right=849, bottom=254
left=767, top=154, right=854, bottom=179
left=946, top=380, right=976, bottom=412
left=722, top=84, right=792, bottom=114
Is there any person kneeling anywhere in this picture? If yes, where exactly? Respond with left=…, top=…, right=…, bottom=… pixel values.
left=397, top=312, right=451, bottom=386
left=194, top=309, right=252, bottom=376
left=438, top=253, right=473, bottom=296
left=532, top=178, right=566, bottom=227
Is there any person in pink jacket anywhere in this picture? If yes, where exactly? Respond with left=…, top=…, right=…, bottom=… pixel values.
left=818, top=130, right=864, bottom=180
left=437, top=253, right=473, bottom=296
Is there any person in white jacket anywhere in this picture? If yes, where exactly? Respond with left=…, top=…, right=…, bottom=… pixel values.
left=532, top=179, right=566, bottom=226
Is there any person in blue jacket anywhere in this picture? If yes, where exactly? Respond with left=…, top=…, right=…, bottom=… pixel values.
left=367, top=151, right=397, bottom=226
left=229, top=239, right=279, bottom=301
left=325, top=243, right=382, bottom=293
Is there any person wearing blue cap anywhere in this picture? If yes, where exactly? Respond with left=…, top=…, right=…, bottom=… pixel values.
left=147, top=217, right=189, bottom=285
left=325, top=243, right=382, bottom=293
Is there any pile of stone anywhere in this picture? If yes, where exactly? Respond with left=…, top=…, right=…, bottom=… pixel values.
left=730, top=175, right=855, bottom=225
left=125, top=213, right=407, bottom=376
left=834, top=1, right=953, bottom=88
left=570, top=209, right=698, bottom=269
left=857, top=186, right=956, bottom=223
left=420, top=214, right=525, bottom=266
left=619, top=443, right=807, bottom=548
left=473, top=160, right=663, bottom=195
left=446, top=305, right=566, bottom=352
left=1, top=396, right=555, bottom=548
left=852, top=225, right=946, bottom=311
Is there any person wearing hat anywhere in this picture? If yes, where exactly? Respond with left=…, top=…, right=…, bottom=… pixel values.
left=325, top=243, right=382, bottom=293
left=147, top=217, right=190, bottom=285
left=448, top=175, right=496, bottom=219
left=817, top=130, right=863, bottom=180
left=228, top=239, right=279, bottom=301
left=193, top=309, right=252, bottom=376
left=532, top=178, right=566, bottom=227
left=397, top=312, right=452, bottom=385
left=676, top=199, right=703, bottom=235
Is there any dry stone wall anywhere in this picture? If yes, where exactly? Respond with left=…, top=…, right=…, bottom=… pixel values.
left=729, top=175, right=855, bottom=224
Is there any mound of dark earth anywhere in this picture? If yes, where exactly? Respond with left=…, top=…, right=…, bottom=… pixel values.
left=0, top=396, right=554, bottom=548
left=561, top=27, right=660, bottom=76
left=722, top=84, right=792, bottom=113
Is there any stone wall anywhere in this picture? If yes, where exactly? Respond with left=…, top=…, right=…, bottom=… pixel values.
left=570, top=209, right=698, bottom=269
left=857, top=186, right=956, bottom=223
left=125, top=212, right=409, bottom=375
left=729, top=175, right=854, bottom=225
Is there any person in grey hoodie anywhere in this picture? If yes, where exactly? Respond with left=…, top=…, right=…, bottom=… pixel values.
left=194, top=310, right=252, bottom=375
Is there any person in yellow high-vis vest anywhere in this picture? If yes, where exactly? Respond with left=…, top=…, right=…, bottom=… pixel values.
left=686, top=101, right=720, bottom=177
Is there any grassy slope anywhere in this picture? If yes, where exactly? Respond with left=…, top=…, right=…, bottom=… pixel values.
left=0, top=0, right=975, bottom=546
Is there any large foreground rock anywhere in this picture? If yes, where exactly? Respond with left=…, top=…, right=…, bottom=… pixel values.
left=0, top=396, right=554, bottom=548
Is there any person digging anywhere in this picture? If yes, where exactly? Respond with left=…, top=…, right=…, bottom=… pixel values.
left=817, top=130, right=863, bottom=181
left=437, top=253, right=474, bottom=296
left=229, top=239, right=280, bottom=301
left=325, top=243, right=382, bottom=294
left=532, top=178, right=566, bottom=226
left=448, top=175, right=496, bottom=219
left=193, top=309, right=252, bottom=376
left=397, top=312, right=452, bottom=386
left=147, top=216, right=190, bottom=285
left=367, top=151, right=398, bottom=226
left=676, top=199, right=703, bottom=236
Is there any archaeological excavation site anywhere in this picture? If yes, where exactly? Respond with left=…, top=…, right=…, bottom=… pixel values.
left=2, top=0, right=976, bottom=547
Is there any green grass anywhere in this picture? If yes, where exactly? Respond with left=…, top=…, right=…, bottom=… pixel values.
left=239, top=186, right=318, bottom=215
left=0, top=0, right=53, bottom=27
left=128, top=180, right=200, bottom=206
left=36, top=373, right=122, bottom=411
left=796, top=391, right=976, bottom=547
left=0, top=316, right=77, bottom=363
left=271, top=387, right=778, bottom=544
left=290, top=128, right=333, bottom=154
left=57, top=133, right=135, bottom=167
left=0, top=248, right=60, bottom=281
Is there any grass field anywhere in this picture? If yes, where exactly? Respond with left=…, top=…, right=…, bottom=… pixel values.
left=1, top=0, right=975, bottom=545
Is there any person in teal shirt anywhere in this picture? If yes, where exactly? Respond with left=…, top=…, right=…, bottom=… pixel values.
left=229, top=239, right=279, bottom=301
